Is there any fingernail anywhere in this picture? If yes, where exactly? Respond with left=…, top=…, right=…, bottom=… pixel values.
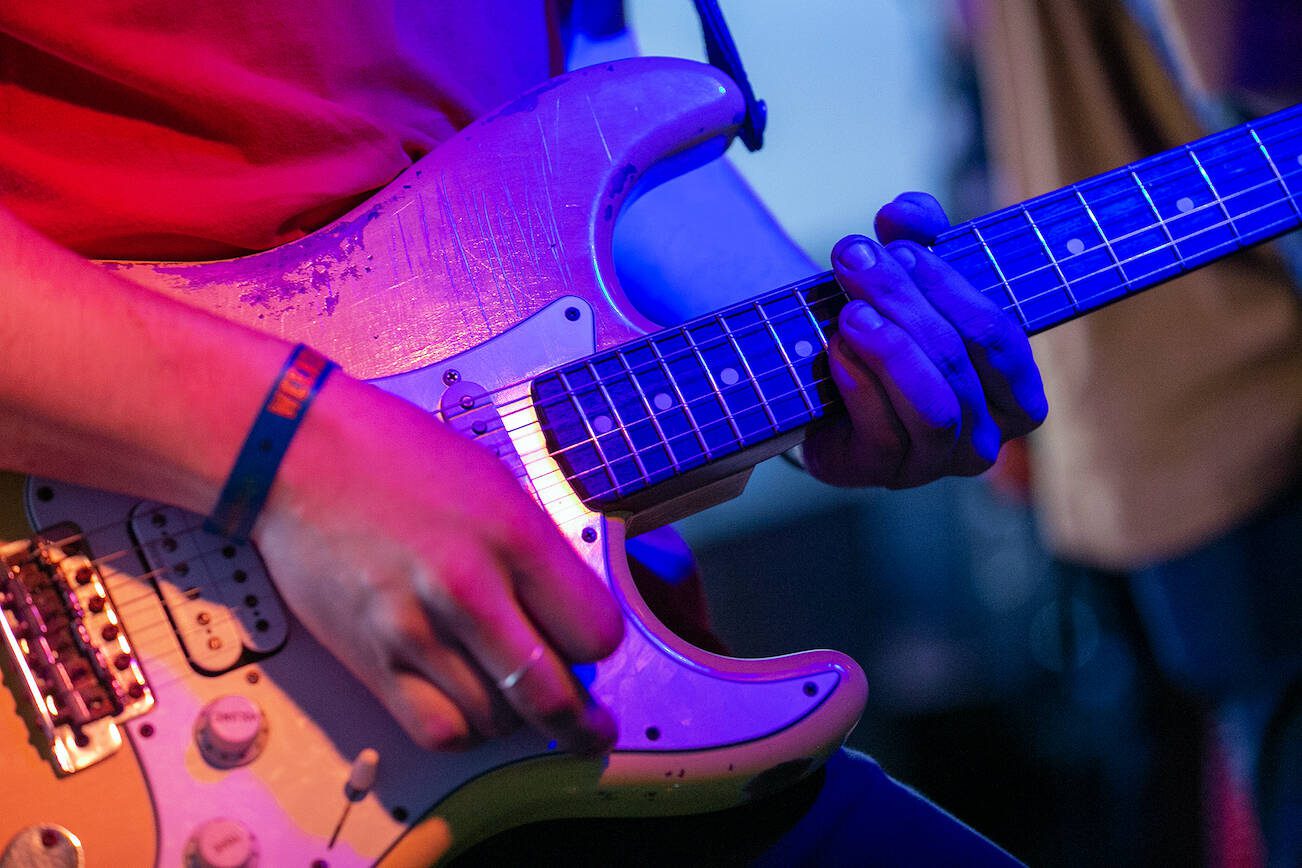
left=844, top=300, right=884, bottom=331
left=835, top=237, right=877, bottom=271
left=891, top=244, right=917, bottom=271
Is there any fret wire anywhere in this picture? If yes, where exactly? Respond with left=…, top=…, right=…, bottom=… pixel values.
left=933, top=107, right=1302, bottom=260
left=968, top=222, right=1027, bottom=328
left=754, top=299, right=818, bottom=418
left=1072, top=185, right=1131, bottom=293
left=1249, top=127, right=1302, bottom=221
left=1019, top=206, right=1300, bottom=331
left=1185, top=145, right=1241, bottom=242
left=555, top=369, right=620, bottom=494
left=977, top=168, right=1298, bottom=310
left=532, top=285, right=837, bottom=457
left=542, top=311, right=843, bottom=473
left=792, top=286, right=831, bottom=350
left=512, top=166, right=1302, bottom=502
left=552, top=300, right=838, bottom=469
left=585, top=360, right=652, bottom=487
left=1017, top=203, right=1078, bottom=311
left=682, top=322, right=746, bottom=446
left=614, top=347, right=681, bottom=474
left=533, top=370, right=850, bottom=507
left=648, top=334, right=714, bottom=462
left=718, top=313, right=781, bottom=434
left=1130, top=169, right=1185, bottom=267
left=541, top=308, right=852, bottom=490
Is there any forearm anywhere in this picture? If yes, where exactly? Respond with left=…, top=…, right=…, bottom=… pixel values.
left=0, top=205, right=293, bottom=514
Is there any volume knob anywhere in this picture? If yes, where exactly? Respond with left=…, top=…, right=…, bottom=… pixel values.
left=185, top=818, right=258, bottom=868
left=194, top=695, right=267, bottom=768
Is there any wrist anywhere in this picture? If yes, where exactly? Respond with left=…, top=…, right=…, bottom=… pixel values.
left=206, top=345, right=336, bottom=539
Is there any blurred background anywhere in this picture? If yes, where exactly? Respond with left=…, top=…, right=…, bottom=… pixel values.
left=623, top=2, right=1174, bottom=864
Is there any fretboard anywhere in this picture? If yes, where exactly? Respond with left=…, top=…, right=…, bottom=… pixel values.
left=534, top=103, right=1302, bottom=510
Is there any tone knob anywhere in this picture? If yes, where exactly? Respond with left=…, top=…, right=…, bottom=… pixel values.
left=194, top=695, right=267, bottom=768
left=185, top=818, right=258, bottom=868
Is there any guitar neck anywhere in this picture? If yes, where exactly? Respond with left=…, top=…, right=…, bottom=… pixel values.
left=534, top=103, right=1302, bottom=511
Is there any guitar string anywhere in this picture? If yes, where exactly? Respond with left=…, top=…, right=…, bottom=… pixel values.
left=928, top=112, right=1301, bottom=260
left=467, top=133, right=1302, bottom=439
left=449, top=156, right=1302, bottom=468
left=379, top=121, right=1302, bottom=445
left=7, top=504, right=170, bottom=566
left=513, top=195, right=1302, bottom=508
left=9, top=510, right=233, bottom=595
left=22, top=539, right=269, bottom=658
left=7, top=514, right=275, bottom=657
left=12, top=578, right=271, bottom=702
left=54, top=544, right=290, bottom=698
left=490, top=186, right=1302, bottom=496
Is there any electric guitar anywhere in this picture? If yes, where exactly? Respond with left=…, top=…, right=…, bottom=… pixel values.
left=1, top=58, right=1298, bottom=866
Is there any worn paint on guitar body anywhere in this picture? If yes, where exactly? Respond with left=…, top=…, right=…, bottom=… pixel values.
left=0, top=59, right=868, bottom=866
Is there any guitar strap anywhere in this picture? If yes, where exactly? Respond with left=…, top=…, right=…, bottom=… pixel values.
left=690, top=0, right=767, bottom=152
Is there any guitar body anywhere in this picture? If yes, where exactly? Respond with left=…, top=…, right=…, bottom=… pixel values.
left=0, top=59, right=868, bottom=867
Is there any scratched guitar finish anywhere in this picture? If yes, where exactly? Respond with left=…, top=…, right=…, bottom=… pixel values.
left=1, top=57, right=1299, bottom=867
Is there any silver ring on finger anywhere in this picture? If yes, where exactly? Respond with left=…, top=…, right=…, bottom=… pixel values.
left=497, top=644, right=544, bottom=691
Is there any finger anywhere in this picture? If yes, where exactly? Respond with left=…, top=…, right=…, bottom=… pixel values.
left=503, top=516, right=624, bottom=664
left=828, top=302, right=968, bottom=486
left=420, top=548, right=617, bottom=755
left=374, top=597, right=504, bottom=739
left=833, top=235, right=1002, bottom=466
left=892, top=241, right=1048, bottom=436
left=384, top=668, right=474, bottom=751
left=800, top=342, right=903, bottom=488
left=874, top=192, right=951, bottom=246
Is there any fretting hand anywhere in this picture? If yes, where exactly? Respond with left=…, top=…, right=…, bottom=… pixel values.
left=803, top=192, right=1048, bottom=488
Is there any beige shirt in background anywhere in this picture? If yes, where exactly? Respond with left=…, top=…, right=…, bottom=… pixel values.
left=974, top=0, right=1302, bottom=569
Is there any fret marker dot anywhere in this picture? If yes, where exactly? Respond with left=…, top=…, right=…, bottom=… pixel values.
left=793, top=340, right=814, bottom=358
left=653, top=392, right=673, bottom=410
left=1176, top=196, right=1195, bottom=213
left=1297, top=154, right=1302, bottom=167
left=593, top=415, right=613, bottom=434
left=720, top=367, right=740, bottom=385
left=1066, top=238, right=1085, bottom=255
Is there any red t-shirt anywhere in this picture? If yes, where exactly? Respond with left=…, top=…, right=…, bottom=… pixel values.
left=0, top=2, right=564, bottom=260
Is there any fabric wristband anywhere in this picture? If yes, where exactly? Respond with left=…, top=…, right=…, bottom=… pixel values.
left=205, top=344, right=336, bottom=540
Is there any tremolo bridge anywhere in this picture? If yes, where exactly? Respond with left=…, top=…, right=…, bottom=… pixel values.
left=0, top=527, right=153, bottom=774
